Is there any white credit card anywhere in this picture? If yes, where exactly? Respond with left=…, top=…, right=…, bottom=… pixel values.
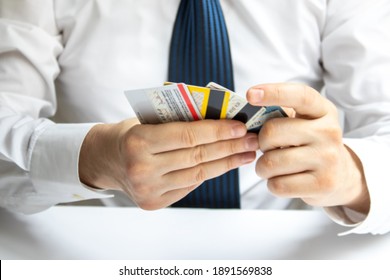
left=124, top=83, right=202, bottom=124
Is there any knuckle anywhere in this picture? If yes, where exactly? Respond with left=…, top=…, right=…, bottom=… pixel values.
left=226, top=155, right=240, bottom=170
left=257, top=154, right=274, bottom=178
left=264, top=118, right=279, bottom=136
left=226, top=139, right=239, bottom=155
left=316, top=175, right=337, bottom=195
left=258, top=121, right=277, bottom=150
left=267, top=178, right=288, bottom=197
left=180, top=126, right=198, bottom=147
left=314, top=144, right=341, bottom=170
left=214, top=121, right=227, bottom=141
left=123, top=129, right=148, bottom=155
left=122, top=168, right=161, bottom=205
left=324, top=148, right=340, bottom=166
left=191, top=145, right=207, bottom=165
left=126, top=163, right=146, bottom=181
left=308, top=172, right=336, bottom=195
left=226, top=158, right=235, bottom=171
left=194, top=166, right=207, bottom=183
left=325, top=125, right=342, bottom=144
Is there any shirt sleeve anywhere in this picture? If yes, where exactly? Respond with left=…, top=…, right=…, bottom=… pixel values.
left=0, top=1, right=111, bottom=214
left=321, top=0, right=390, bottom=234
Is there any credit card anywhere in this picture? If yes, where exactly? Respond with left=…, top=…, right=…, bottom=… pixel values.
left=124, top=83, right=202, bottom=124
left=246, top=106, right=287, bottom=133
left=206, top=82, right=248, bottom=119
left=187, top=85, right=230, bottom=119
left=125, top=82, right=287, bottom=133
left=207, top=82, right=287, bottom=132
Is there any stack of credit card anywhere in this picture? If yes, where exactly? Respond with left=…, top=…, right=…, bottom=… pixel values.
left=124, top=82, right=287, bottom=133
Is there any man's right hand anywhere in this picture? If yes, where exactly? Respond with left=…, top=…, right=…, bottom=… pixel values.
left=79, top=119, right=259, bottom=210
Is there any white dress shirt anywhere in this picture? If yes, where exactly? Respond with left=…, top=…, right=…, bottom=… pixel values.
left=1, top=0, right=390, bottom=235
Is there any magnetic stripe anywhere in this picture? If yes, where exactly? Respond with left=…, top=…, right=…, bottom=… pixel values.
left=205, top=89, right=225, bottom=119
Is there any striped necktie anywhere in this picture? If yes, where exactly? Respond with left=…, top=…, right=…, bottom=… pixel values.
left=168, top=0, right=240, bottom=208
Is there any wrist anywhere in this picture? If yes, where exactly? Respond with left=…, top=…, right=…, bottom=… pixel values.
left=78, top=119, right=139, bottom=190
left=342, top=144, right=370, bottom=214
left=79, top=123, right=112, bottom=189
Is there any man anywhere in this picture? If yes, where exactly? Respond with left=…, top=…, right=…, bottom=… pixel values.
left=1, top=0, right=389, bottom=235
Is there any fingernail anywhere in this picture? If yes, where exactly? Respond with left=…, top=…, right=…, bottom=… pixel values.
left=231, top=124, right=247, bottom=137
left=249, top=89, right=264, bottom=104
left=245, top=135, right=259, bottom=150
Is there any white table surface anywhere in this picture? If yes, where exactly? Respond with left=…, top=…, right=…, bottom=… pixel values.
left=1, top=206, right=389, bottom=260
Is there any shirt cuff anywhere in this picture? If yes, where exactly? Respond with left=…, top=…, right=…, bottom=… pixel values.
left=29, top=123, right=112, bottom=208
left=324, top=137, right=390, bottom=235
left=323, top=206, right=365, bottom=236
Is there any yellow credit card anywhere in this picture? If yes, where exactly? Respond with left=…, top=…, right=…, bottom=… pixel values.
left=187, top=85, right=230, bottom=119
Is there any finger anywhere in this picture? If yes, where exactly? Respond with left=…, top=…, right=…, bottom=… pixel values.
left=256, top=146, right=320, bottom=179
left=267, top=172, right=324, bottom=198
left=160, top=152, right=256, bottom=193
left=130, top=119, right=248, bottom=154
left=136, top=184, right=199, bottom=210
left=161, top=184, right=200, bottom=207
left=258, top=117, right=316, bottom=152
left=246, top=83, right=330, bottom=118
left=154, top=133, right=259, bottom=173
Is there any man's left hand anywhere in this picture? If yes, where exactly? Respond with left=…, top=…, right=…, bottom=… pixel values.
left=247, top=83, right=369, bottom=213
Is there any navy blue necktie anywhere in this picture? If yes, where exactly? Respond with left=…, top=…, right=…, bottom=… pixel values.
left=169, top=0, right=240, bottom=208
